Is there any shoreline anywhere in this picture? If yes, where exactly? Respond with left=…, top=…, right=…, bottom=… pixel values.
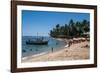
left=22, top=38, right=68, bottom=61
left=22, top=38, right=90, bottom=62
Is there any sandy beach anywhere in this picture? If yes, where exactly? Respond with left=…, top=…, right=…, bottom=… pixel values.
left=22, top=40, right=90, bottom=63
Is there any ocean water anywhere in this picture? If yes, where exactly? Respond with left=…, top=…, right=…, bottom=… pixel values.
left=22, top=36, right=66, bottom=57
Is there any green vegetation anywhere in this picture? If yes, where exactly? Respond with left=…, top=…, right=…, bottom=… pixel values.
left=50, top=19, right=90, bottom=38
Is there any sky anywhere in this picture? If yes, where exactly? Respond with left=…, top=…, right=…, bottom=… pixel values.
left=22, top=10, right=90, bottom=36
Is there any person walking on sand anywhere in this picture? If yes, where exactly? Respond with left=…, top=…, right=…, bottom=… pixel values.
left=51, top=47, right=53, bottom=52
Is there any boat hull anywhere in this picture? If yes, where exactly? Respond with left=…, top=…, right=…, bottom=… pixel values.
left=26, top=41, right=48, bottom=45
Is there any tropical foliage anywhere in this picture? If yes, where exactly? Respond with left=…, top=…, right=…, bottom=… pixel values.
left=49, top=19, right=90, bottom=38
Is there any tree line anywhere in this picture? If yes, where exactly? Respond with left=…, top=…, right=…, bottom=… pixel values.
left=49, top=19, right=90, bottom=39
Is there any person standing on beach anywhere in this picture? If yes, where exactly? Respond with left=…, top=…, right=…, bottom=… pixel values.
left=51, top=47, right=53, bottom=52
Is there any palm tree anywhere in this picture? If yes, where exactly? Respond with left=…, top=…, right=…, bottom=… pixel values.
left=49, top=19, right=90, bottom=38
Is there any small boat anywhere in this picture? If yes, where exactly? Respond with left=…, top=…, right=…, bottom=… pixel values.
left=26, top=40, right=48, bottom=45
left=26, top=37, right=48, bottom=45
left=26, top=33, right=49, bottom=45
